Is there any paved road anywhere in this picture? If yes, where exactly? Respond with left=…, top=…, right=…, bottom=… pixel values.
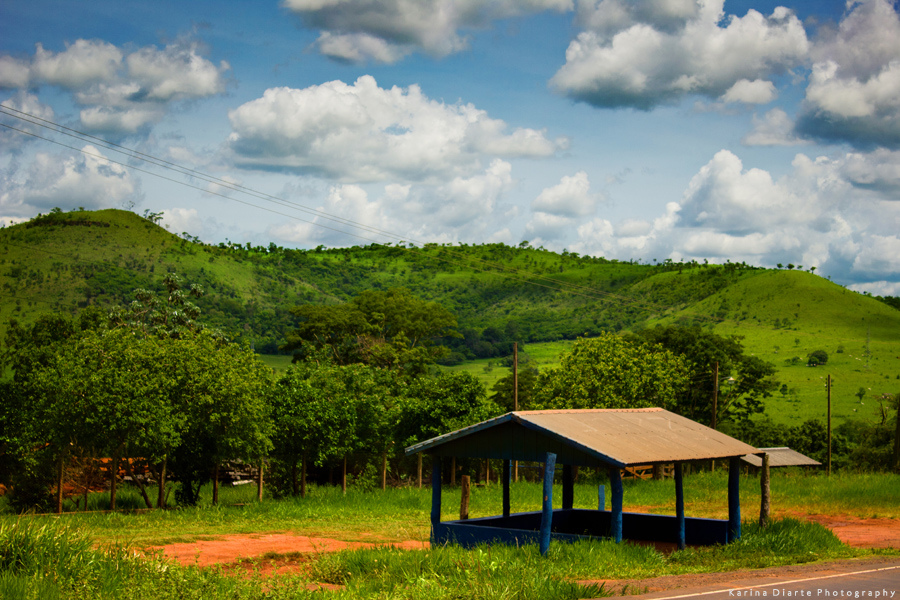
left=602, top=558, right=900, bottom=600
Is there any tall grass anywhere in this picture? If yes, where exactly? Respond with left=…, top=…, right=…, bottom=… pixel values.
left=0, top=520, right=320, bottom=599
left=1, top=516, right=858, bottom=600
left=305, top=518, right=857, bottom=599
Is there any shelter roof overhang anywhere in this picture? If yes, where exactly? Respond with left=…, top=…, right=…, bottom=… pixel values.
left=405, top=408, right=760, bottom=469
left=741, top=447, right=821, bottom=468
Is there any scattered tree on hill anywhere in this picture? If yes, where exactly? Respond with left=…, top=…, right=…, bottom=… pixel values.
left=282, top=288, right=458, bottom=376
left=807, top=349, right=828, bottom=367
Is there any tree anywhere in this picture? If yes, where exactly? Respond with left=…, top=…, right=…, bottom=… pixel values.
left=270, top=361, right=399, bottom=495
left=396, top=372, right=499, bottom=448
left=1, top=313, right=93, bottom=511
left=532, top=333, right=690, bottom=411
left=807, top=349, right=828, bottom=367
left=631, top=325, right=779, bottom=426
left=167, top=332, right=273, bottom=506
left=283, top=288, right=458, bottom=375
left=490, top=365, right=539, bottom=412
left=31, top=329, right=183, bottom=510
left=107, top=272, right=210, bottom=339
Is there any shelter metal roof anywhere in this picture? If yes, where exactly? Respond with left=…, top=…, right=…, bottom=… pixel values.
left=405, top=408, right=760, bottom=468
left=741, top=447, right=821, bottom=468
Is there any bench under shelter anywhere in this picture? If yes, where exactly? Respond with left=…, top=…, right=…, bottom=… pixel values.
left=405, top=408, right=762, bottom=554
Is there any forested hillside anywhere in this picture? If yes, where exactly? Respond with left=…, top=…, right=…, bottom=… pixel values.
left=2, top=208, right=898, bottom=365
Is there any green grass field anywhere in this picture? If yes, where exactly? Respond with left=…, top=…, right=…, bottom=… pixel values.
left=2, top=472, right=896, bottom=599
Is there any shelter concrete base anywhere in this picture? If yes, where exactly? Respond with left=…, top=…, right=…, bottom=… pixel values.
left=433, top=509, right=728, bottom=548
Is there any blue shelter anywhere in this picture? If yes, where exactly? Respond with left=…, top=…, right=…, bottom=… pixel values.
left=405, top=408, right=761, bottom=554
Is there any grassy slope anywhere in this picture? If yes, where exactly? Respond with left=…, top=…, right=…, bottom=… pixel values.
left=651, top=269, right=900, bottom=425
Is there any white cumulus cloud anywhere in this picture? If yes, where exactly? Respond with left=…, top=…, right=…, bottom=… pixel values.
left=0, top=92, right=55, bottom=151
left=720, top=79, right=777, bottom=104
left=0, top=145, right=141, bottom=217
left=283, top=0, right=573, bottom=63
left=531, top=171, right=599, bottom=217
left=798, top=0, right=900, bottom=148
left=552, top=0, right=808, bottom=109
left=226, top=76, right=563, bottom=182
left=0, top=38, right=229, bottom=135
left=743, top=108, right=810, bottom=146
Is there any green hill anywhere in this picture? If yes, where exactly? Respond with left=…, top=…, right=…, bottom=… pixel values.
left=2, top=208, right=899, bottom=427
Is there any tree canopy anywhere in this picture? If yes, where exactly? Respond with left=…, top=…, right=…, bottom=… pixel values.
left=282, top=288, right=458, bottom=375
left=630, top=325, right=779, bottom=425
left=532, top=333, right=690, bottom=411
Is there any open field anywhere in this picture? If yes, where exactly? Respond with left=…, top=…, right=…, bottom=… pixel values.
left=2, top=472, right=897, bottom=599
left=4, top=471, right=898, bottom=547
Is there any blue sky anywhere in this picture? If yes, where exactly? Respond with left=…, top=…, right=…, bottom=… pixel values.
left=2, top=0, right=900, bottom=295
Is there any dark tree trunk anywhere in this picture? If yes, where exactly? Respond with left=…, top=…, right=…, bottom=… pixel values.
left=109, top=444, right=123, bottom=511
left=56, top=450, right=65, bottom=515
left=212, top=462, right=219, bottom=505
left=301, top=454, right=307, bottom=498
left=122, top=456, right=153, bottom=509
left=157, top=457, right=167, bottom=509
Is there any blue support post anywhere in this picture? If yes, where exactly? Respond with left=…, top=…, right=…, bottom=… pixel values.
left=598, top=482, right=606, bottom=510
left=431, top=455, right=442, bottom=542
left=562, top=464, right=574, bottom=510
left=539, top=452, right=557, bottom=556
left=674, top=462, right=685, bottom=550
left=608, top=466, right=623, bottom=543
left=503, top=459, right=511, bottom=518
left=728, top=457, right=741, bottom=542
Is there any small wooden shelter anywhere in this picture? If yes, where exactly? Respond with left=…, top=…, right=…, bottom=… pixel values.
left=406, top=408, right=761, bottom=554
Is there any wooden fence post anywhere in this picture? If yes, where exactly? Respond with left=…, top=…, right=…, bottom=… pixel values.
left=460, top=475, right=470, bottom=520
left=539, top=453, right=557, bottom=556
left=257, top=458, right=264, bottom=502
left=675, top=462, right=685, bottom=550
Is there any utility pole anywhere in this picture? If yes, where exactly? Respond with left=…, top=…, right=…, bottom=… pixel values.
left=513, top=342, right=519, bottom=482
left=827, top=374, right=832, bottom=476
left=712, top=362, right=719, bottom=431
left=513, top=342, right=518, bottom=412
left=711, top=362, right=719, bottom=473
left=893, top=393, right=900, bottom=474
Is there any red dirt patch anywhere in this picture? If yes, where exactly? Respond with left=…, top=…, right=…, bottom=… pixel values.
left=148, top=533, right=427, bottom=570
left=146, top=514, right=899, bottom=579
left=800, top=513, right=900, bottom=549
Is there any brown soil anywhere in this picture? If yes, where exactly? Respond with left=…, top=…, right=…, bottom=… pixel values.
left=797, top=513, right=900, bottom=549
left=147, top=533, right=428, bottom=577
left=147, top=513, right=900, bottom=579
